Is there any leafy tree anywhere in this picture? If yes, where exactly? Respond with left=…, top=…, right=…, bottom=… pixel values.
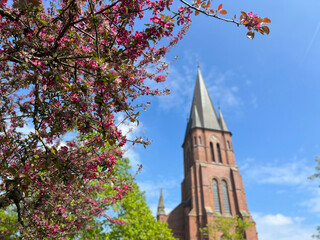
left=200, top=215, right=253, bottom=240
left=312, top=227, right=320, bottom=240
left=0, top=207, right=20, bottom=240
left=105, top=160, right=175, bottom=240
left=309, top=157, right=320, bottom=239
left=67, top=158, right=175, bottom=240
left=0, top=0, right=270, bottom=238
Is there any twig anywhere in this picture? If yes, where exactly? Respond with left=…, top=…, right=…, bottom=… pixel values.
left=179, top=0, right=240, bottom=26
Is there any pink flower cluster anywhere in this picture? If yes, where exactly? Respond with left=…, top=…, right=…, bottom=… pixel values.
left=243, top=11, right=261, bottom=30
left=0, top=0, right=192, bottom=237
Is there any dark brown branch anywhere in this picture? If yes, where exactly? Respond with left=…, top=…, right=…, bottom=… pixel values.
left=0, top=7, right=31, bottom=31
left=179, top=0, right=240, bottom=26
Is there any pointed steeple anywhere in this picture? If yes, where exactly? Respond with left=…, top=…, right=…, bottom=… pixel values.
left=185, top=68, right=221, bottom=137
left=157, top=188, right=166, bottom=217
left=218, top=108, right=230, bottom=132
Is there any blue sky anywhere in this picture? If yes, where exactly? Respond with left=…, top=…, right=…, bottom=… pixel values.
left=122, top=0, right=320, bottom=239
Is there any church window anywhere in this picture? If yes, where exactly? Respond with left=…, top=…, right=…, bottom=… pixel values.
left=227, top=141, right=231, bottom=150
left=222, top=180, right=231, bottom=215
left=194, top=136, right=197, bottom=145
left=212, top=179, right=221, bottom=213
left=217, top=143, right=222, bottom=163
left=198, top=136, right=201, bottom=145
left=210, top=142, right=215, bottom=162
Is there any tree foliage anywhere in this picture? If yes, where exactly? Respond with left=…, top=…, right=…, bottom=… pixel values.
left=0, top=207, right=20, bottom=240
left=0, top=0, right=270, bottom=238
left=0, top=158, right=176, bottom=239
left=309, top=157, right=320, bottom=239
left=105, top=158, right=176, bottom=240
left=67, top=158, right=175, bottom=240
left=200, top=215, right=253, bottom=240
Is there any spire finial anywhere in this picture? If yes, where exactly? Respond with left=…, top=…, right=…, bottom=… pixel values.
left=197, top=60, right=200, bottom=69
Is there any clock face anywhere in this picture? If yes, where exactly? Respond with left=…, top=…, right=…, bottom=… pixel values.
left=211, top=135, right=217, bottom=141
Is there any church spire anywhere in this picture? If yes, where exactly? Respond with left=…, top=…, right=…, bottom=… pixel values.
left=185, top=68, right=221, bottom=137
left=157, top=188, right=166, bottom=218
left=219, top=108, right=230, bottom=133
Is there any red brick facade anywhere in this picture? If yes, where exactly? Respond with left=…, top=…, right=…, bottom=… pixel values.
left=157, top=69, right=258, bottom=240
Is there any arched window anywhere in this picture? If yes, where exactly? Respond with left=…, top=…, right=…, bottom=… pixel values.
left=210, top=142, right=215, bottom=162
left=222, top=180, right=231, bottom=215
left=194, top=136, right=197, bottom=145
left=212, top=179, right=221, bottom=213
left=198, top=136, right=201, bottom=145
left=227, top=141, right=231, bottom=150
left=217, top=143, right=222, bottom=163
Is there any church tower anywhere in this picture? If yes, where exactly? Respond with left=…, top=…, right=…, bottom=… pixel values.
left=157, top=68, right=258, bottom=240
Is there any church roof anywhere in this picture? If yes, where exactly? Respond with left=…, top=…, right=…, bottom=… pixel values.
left=157, top=188, right=166, bottom=216
left=184, top=68, right=231, bottom=140
left=185, top=67, right=230, bottom=142
left=219, top=108, right=230, bottom=132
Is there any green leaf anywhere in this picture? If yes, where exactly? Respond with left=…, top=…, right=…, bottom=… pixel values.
left=8, top=167, right=17, bottom=175
left=0, top=138, right=9, bottom=143
left=94, top=95, right=103, bottom=105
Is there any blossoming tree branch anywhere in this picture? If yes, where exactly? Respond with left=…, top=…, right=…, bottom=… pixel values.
left=0, top=0, right=270, bottom=238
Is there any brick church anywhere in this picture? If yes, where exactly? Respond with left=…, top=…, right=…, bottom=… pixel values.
left=157, top=68, right=258, bottom=240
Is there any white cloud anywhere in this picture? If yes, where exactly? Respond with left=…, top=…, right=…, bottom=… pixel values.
left=17, top=123, right=34, bottom=135
left=302, top=188, right=320, bottom=215
left=155, top=62, right=194, bottom=113
left=116, top=113, right=145, bottom=171
left=117, top=113, right=143, bottom=141
left=258, top=213, right=293, bottom=226
left=253, top=213, right=315, bottom=240
left=241, top=158, right=314, bottom=187
left=155, top=52, right=242, bottom=114
left=241, top=158, right=320, bottom=216
left=123, top=147, right=141, bottom=172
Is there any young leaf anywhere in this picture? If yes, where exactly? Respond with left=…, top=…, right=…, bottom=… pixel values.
left=240, top=11, right=247, bottom=17
left=262, top=17, right=271, bottom=24
left=246, top=31, right=255, bottom=39
left=195, top=10, right=200, bottom=16
left=218, top=4, right=223, bottom=11
left=220, top=10, right=227, bottom=15
left=262, top=26, right=270, bottom=34
left=205, top=0, right=211, bottom=8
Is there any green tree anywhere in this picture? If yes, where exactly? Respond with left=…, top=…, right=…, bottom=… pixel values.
left=309, top=157, right=320, bottom=239
left=0, top=207, right=19, bottom=240
left=200, top=215, right=253, bottom=240
left=69, top=158, right=176, bottom=240
left=106, top=182, right=176, bottom=240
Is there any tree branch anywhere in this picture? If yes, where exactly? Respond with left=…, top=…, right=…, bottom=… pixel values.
left=179, top=0, right=240, bottom=26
